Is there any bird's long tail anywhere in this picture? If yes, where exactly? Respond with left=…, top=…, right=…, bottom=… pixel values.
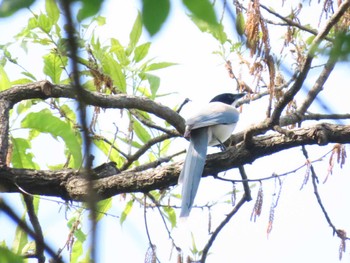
left=179, top=128, right=208, bottom=217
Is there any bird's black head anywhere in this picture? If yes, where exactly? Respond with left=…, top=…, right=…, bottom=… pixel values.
left=210, top=93, right=245, bottom=106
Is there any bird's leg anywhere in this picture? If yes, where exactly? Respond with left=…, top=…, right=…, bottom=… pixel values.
left=215, top=137, right=227, bottom=151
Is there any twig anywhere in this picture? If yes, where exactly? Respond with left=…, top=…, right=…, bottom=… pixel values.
left=269, top=0, right=350, bottom=126
left=238, top=165, right=252, bottom=201
left=120, top=133, right=175, bottom=171
left=215, top=148, right=333, bottom=183
left=260, top=4, right=333, bottom=42
left=176, top=98, right=190, bottom=114
left=146, top=193, right=181, bottom=252
left=200, top=195, right=247, bottom=263
left=302, top=113, right=350, bottom=121
left=143, top=195, right=161, bottom=263
left=92, top=134, right=129, bottom=159
left=0, top=198, right=62, bottom=263
left=129, top=150, right=185, bottom=172
left=23, top=195, right=45, bottom=263
left=16, top=183, right=120, bottom=218
left=59, top=1, right=97, bottom=261
left=301, top=146, right=350, bottom=241
left=130, top=109, right=180, bottom=136
left=297, top=56, right=336, bottom=115
left=107, top=123, right=119, bottom=162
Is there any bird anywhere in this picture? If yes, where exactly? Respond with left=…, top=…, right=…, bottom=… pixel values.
left=178, top=93, right=245, bottom=217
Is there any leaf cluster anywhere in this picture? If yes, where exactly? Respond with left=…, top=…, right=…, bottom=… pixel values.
left=0, top=1, right=350, bottom=262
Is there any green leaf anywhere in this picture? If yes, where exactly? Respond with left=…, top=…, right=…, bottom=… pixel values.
left=27, top=17, right=39, bottom=30
left=306, top=35, right=316, bottom=46
left=28, top=129, right=40, bottom=141
left=70, top=239, right=83, bottom=263
left=38, top=13, right=53, bottom=33
left=102, top=55, right=126, bottom=92
left=67, top=211, right=82, bottom=228
left=79, top=250, right=92, bottom=263
left=0, top=65, right=10, bottom=91
left=329, top=32, right=350, bottom=61
left=32, top=195, right=40, bottom=215
left=94, top=15, right=106, bottom=26
left=21, top=241, right=36, bottom=256
left=142, top=0, right=170, bottom=36
left=0, top=0, right=34, bottom=17
left=16, top=100, right=33, bottom=114
left=45, top=0, right=60, bottom=24
left=190, top=232, right=199, bottom=255
left=74, top=229, right=86, bottom=243
left=120, top=199, right=134, bottom=225
left=11, top=78, right=33, bottom=85
left=77, top=0, right=103, bottom=22
left=190, top=16, right=227, bottom=44
left=236, top=11, right=245, bottom=36
left=133, top=118, right=151, bottom=144
left=60, top=104, right=77, bottom=125
left=144, top=62, right=177, bottom=71
left=160, top=138, right=171, bottom=155
left=93, top=138, right=123, bottom=166
left=0, top=246, right=24, bottom=263
left=137, top=86, right=152, bottom=98
left=118, top=136, right=142, bottom=149
left=21, top=109, right=82, bottom=168
left=162, top=206, right=177, bottom=229
left=12, top=214, right=28, bottom=255
left=183, top=0, right=217, bottom=25
left=11, top=138, right=38, bottom=169
left=144, top=73, right=160, bottom=99
left=96, top=198, right=112, bottom=221
left=80, top=79, right=94, bottom=91
left=127, top=12, right=143, bottom=55
left=43, top=52, right=68, bottom=83
left=134, top=42, right=151, bottom=62
left=110, top=38, right=130, bottom=66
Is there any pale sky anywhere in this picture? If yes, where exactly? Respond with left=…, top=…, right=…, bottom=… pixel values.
left=0, top=0, right=350, bottom=262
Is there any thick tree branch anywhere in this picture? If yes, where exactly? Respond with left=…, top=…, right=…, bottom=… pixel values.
left=0, top=81, right=185, bottom=133
left=0, top=123, right=349, bottom=201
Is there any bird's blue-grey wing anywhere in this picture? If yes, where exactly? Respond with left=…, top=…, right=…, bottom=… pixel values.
left=179, top=127, right=208, bottom=217
left=186, top=102, right=239, bottom=131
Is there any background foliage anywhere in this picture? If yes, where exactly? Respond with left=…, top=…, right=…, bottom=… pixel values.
left=0, top=0, right=350, bottom=262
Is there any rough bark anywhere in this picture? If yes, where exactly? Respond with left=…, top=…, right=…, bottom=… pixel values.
left=0, top=123, right=348, bottom=201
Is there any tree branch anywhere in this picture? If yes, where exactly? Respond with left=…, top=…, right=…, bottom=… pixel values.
left=1, top=123, right=349, bottom=200
left=0, top=198, right=62, bottom=262
left=120, top=133, right=175, bottom=171
left=297, top=56, right=336, bottom=114
left=200, top=195, right=247, bottom=263
left=0, top=100, right=10, bottom=165
left=59, top=0, right=98, bottom=261
left=23, top=195, right=45, bottom=263
left=0, top=81, right=185, bottom=133
left=301, top=146, right=350, bottom=241
left=269, top=0, right=350, bottom=126
left=260, top=3, right=333, bottom=42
